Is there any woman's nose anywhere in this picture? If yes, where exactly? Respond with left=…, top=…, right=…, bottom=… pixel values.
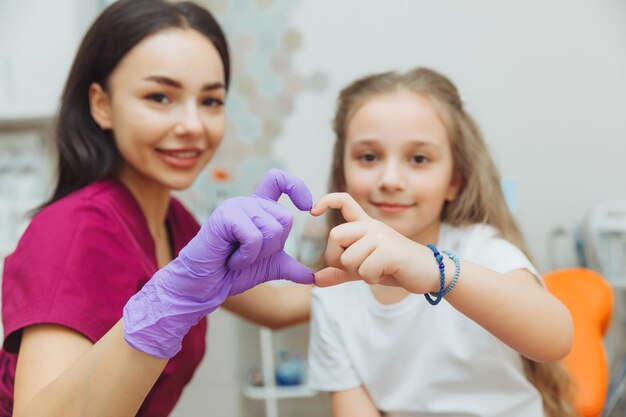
left=174, top=104, right=203, bottom=138
left=379, top=161, right=405, bottom=191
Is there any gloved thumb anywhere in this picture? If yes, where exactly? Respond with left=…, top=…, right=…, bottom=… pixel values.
left=270, top=251, right=315, bottom=285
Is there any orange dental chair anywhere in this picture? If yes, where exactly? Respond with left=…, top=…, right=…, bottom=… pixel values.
left=544, top=268, right=614, bottom=417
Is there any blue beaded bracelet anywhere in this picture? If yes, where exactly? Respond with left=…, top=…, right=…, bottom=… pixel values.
left=424, top=244, right=445, bottom=305
left=427, top=249, right=460, bottom=298
left=440, top=250, right=460, bottom=296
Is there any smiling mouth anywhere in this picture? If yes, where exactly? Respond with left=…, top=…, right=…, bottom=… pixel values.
left=156, top=149, right=202, bottom=159
left=371, top=202, right=416, bottom=212
left=155, top=148, right=204, bottom=169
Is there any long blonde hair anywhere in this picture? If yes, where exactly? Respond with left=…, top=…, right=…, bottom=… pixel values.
left=327, top=67, right=577, bottom=417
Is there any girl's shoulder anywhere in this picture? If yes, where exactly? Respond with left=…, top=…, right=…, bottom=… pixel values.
left=440, top=222, right=519, bottom=262
left=440, top=222, right=499, bottom=241
left=439, top=222, right=502, bottom=256
left=441, top=222, right=540, bottom=279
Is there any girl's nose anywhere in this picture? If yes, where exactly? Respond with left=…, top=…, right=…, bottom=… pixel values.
left=174, top=105, right=203, bottom=138
left=379, top=161, right=405, bottom=191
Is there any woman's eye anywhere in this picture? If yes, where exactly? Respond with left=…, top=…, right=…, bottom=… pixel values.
left=147, top=93, right=170, bottom=104
left=411, top=155, right=429, bottom=164
left=358, top=153, right=378, bottom=163
left=202, top=97, right=224, bottom=107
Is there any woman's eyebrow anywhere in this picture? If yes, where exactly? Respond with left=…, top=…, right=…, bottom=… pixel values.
left=143, top=75, right=225, bottom=91
left=143, top=75, right=182, bottom=88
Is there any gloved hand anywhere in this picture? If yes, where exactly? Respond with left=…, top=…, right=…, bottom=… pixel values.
left=123, top=169, right=314, bottom=358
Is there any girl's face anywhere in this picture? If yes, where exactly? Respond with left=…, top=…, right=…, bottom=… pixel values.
left=90, top=28, right=226, bottom=192
left=343, top=90, right=460, bottom=244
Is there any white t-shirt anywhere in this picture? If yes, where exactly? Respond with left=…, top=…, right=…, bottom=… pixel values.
left=308, top=223, right=545, bottom=417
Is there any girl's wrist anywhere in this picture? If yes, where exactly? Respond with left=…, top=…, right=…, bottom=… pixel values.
left=423, top=245, right=460, bottom=303
left=431, top=259, right=454, bottom=292
left=442, top=256, right=455, bottom=291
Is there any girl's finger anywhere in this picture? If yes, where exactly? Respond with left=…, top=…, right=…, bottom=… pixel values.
left=324, top=222, right=370, bottom=268
left=314, top=267, right=359, bottom=287
left=311, top=192, right=370, bottom=222
left=356, top=248, right=389, bottom=285
left=339, top=234, right=377, bottom=273
left=328, top=221, right=370, bottom=247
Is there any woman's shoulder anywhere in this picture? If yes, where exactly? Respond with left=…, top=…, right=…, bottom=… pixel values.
left=38, top=178, right=135, bottom=219
left=15, top=178, right=145, bottom=259
left=2, top=179, right=155, bottom=351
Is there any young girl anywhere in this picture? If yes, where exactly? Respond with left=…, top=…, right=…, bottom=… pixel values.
left=308, top=68, right=576, bottom=417
left=0, top=1, right=313, bottom=416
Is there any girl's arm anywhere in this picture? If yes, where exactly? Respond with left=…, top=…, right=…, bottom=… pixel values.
left=312, top=192, right=573, bottom=363
left=221, top=284, right=311, bottom=329
left=331, top=386, right=381, bottom=417
left=14, top=321, right=166, bottom=417
left=444, top=263, right=573, bottom=363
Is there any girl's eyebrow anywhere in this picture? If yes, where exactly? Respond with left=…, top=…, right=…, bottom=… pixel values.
left=407, top=139, right=440, bottom=149
left=143, top=75, right=226, bottom=91
left=350, top=137, right=440, bottom=149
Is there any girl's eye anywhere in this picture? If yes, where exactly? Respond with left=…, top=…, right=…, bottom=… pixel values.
left=358, top=153, right=378, bottom=163
left=147, top=93, right=170, bottom=104
left=202, top=97, right=225, bottom=107
left=411, top=155, right=429, bottom=164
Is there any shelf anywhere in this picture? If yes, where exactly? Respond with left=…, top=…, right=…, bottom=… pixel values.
left=0, top=116, right=53, bottom=132
left=242, top=383, right=317, bottom=400
left=247, top=326, right=317, bottom=417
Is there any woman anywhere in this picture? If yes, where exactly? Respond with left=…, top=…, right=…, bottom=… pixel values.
left=0, top=1, right=313, bottom=416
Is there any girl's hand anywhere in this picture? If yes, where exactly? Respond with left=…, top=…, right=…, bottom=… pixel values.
left=311, top=192, right=438, bottom=293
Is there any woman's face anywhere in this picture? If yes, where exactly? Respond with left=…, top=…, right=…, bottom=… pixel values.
left=90, top=28, right=226, bottom=192
left=343, top=90, right=460, bottom=244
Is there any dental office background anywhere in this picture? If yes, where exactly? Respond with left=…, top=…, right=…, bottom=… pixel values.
left=1, top=0, right=626, bottom=416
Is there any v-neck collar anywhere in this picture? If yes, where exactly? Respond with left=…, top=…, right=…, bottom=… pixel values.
left=106, top=177, right=175, bottom=270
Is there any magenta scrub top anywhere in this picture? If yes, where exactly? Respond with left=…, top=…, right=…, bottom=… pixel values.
left=0, top=178, right=207, bottom=417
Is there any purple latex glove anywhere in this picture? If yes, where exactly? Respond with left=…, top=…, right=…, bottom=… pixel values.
left=123, top=169, right=314, bottom=358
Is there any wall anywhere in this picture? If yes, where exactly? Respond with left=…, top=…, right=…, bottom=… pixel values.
left=0, top=0, right=100, bottom=120
left=5, top=1, right=624, bottom=273
left=2, top=1, right=626, bottom=416
left=274, top=0, right=626, bottom=273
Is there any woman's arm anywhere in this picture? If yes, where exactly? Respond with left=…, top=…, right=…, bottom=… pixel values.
left=331, top=386, right=381, bottom=417
left=14, top=321, right=166, bottom=417
left=221, top=284, right=311, bottom=329
left=14, top=169, right=314, bottom=417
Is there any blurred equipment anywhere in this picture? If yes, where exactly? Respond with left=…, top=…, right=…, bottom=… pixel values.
left=581, top=201, right=626, bottom=286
